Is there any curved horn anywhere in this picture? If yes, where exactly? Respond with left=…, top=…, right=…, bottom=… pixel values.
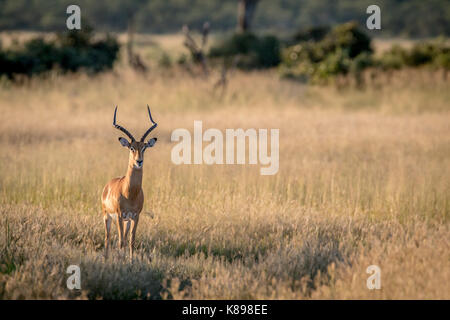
left=113, top=106, right=136, bottom=141
left=140, top=105, right=158, bottom=142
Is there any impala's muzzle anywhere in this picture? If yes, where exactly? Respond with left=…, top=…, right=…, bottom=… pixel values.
left=135, top=160, right=143, bottom=168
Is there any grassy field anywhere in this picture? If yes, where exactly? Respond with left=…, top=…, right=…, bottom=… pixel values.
left=0, top=35, right=449, bottom=299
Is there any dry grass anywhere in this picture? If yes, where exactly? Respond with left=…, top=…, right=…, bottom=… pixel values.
left=0, top=38, right=449, bottom=299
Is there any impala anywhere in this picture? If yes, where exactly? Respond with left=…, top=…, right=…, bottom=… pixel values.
left=102, top=105, right=158, bottom=259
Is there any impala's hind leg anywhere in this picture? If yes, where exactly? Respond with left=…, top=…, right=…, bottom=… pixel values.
left=103, top=212, right=112, bottom=258
left=123, top=217, right=131, bottom=251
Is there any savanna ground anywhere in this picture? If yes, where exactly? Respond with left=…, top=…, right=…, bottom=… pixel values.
left=0, top=33, right=449, bottom=299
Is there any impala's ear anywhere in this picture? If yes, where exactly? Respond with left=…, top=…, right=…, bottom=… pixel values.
left=118, top=137, right=130, bottom=148
left=146, top=137, right=157, bottom=148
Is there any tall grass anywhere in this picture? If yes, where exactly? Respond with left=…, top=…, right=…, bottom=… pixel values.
left=0, top=60, right=449, bottom=298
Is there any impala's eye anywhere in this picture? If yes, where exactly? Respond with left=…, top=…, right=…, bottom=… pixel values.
left=130, top=147, right=135, bottom=152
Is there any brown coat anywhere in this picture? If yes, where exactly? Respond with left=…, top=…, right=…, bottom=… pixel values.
left=102, top=138, right=156, bottom=260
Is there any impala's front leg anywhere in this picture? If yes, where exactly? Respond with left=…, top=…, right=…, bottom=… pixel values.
left=117, top=215, right=124, bottom=249
left=129, top=215, right=139, bottom=260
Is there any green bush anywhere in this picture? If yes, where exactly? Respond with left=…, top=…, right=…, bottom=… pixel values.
left=281, top=22, right=372, bottom=83
left=292, top=26, right=330, bottom=43
left=349, top=52, right=374, bottom=74
left=209, top=32, right=280, bottom=69
left=0, top=39, right=59, bottom=77
left=434, top=52, right=450, bottom=69
left=328, top=22, right=372, bottom=58
left=379, top=40, right=450, bottom=70
left=0, top=28, right=120, bottom=79
left=282, top=22, right=449, bottom=85
left=378, top=45, right=407, bottom=70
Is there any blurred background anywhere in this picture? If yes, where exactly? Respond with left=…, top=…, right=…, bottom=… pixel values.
left=1, top=0, right=449, bottom=36
left=0, top=0, right=449, bottom=84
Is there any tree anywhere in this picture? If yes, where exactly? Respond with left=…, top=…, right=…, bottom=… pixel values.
left=237, top=0, right=259, bottom=33
left=122, top=0, right=148, bottom=72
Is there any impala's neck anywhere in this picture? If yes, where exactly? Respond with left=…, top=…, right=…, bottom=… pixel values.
left=122, top=158, right=143, bottom=199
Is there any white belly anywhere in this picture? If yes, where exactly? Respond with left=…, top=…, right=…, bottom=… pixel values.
left=107, top=213, right=118, bottom=220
